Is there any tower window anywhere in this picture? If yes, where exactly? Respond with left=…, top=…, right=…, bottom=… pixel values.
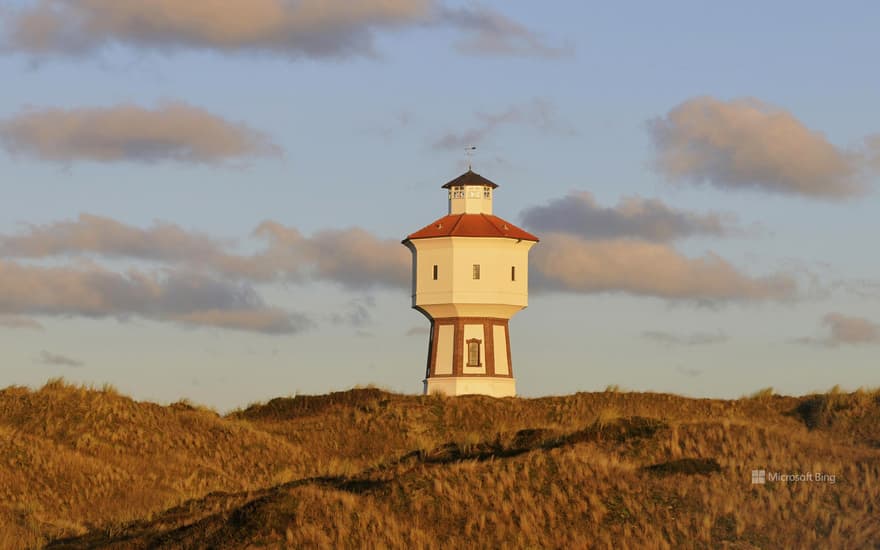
left=433, top=264, right=438, bottom=280
left=467, top=339, right=482, bottom=367
left=511, top=266, right=516, bottom=281
left=484, top=187, right=491, bottom=198
left=472, top=264, right=480, bottom=280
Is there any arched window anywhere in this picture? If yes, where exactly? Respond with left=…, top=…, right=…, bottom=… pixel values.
left=467, top=339, right=481, bottom=367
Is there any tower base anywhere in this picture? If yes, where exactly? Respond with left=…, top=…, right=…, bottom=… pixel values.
left=424, top=377, right=516, bottom=398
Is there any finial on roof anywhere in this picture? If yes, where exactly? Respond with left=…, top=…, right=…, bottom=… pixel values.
left=465, top=146, right=476, bottom=171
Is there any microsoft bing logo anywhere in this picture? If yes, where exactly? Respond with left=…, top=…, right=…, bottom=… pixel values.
left=751, top=470, right=766, bottom=484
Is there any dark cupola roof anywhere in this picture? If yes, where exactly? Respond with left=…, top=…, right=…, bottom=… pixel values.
left=441, top=169, right=499, bottom=189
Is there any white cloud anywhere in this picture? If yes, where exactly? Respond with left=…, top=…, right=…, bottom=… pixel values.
left=1, top=214, right=798, bottom=313
left=0, top=102, right=280, bottom=164
left=0, top=215, right=410, bottom=289
left=1, top=0, right=563, bottom=59
left=1, top=0, right=430, bottom=58
left=437, top=6, right=572, bottom=58
left=648, top=97, right=865, bottom=198
left=531, top=233, right=796, bottom=302
left=794, top=313, right=880, bottom=347
left=521, top=191, right=731, bottom=242
left=0, top=260, right=310, bottom=334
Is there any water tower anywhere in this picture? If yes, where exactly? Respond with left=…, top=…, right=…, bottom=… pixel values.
left=402, top=169, right=539, bottom=397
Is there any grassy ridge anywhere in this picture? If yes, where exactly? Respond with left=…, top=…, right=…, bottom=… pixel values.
left=1, top=379, right=878, bottom=548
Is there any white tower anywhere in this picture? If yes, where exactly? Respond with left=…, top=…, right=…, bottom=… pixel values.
left=402, top=170, right=539, bottom=397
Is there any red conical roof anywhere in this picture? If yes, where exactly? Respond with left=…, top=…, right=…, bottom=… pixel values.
left=405, top=213, right=539, bottom=242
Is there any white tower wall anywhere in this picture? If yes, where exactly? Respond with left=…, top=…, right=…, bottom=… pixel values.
left=410, top=237, right=534, bottom=319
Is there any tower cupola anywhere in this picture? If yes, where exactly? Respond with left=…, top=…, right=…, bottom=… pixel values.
left=442, top=169, right=497, bottom=215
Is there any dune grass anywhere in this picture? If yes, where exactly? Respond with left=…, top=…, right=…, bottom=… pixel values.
left=0, top=379, right=877, bottom=548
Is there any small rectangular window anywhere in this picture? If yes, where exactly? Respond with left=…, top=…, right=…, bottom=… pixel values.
left=433, top=265, right=438, bottom=280
left=472, top=264, right=480, bottom=280
left=511, top=266, right=516, bottom=281
left=467, top=339, right=481, bottom=366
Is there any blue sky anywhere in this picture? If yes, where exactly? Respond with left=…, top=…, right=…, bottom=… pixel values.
left=0, top=1, right=878, bottom=410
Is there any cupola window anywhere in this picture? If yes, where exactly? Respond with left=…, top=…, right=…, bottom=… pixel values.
left=472, top=264, right=480, bottom=280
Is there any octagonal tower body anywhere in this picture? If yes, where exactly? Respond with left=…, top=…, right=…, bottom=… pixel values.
left=402, top=170, right=539, bottom=397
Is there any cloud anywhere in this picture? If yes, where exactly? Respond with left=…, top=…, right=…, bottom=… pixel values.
left=0, top=102, right=280, bottom=164
left=0, top=215, right=411, bottom=289
left=1, top=0, right=431, bottom=58
left=331, top=296, right=376, bottom=327
left=822, top=313, right=879, bottom=346
left=0, top=315, right=43, bottom=330
left=0, top=260, right=310, bottom=334
left=521, top=191, right=731, bottom=242
left=794, top=313, right=880, bottom=347
left=531, top=233, right=796, bottom=302
left=0, top=213, right=225, bottom=260
left=0, top=215, right=409, bottom=334
left=648, top=97, right=865, bottom=198
left=643, top=330, right=727, bottom=346
left=0, top=1, right=564, bottom=60
left=432, top=98, right=574, bottom=150
left=823, top=313, right=880, bottom=344
left=405, top=325, right=429, bottom=336
left=2, top=214, right=797, bottom=305
left=436, top=6, right=572, bottom=58
left=302, top=227, right=411, bottom=289
left=38, top=351, right=84, bottom=367
left=173, top=308, right=308, bottom=334
left=247, top=222, right=411, bottom=288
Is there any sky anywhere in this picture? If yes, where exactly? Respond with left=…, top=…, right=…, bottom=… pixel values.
left=0, top=1, right=878, bottom=411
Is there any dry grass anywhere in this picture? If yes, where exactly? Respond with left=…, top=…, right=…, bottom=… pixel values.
left=0, top=379, right=878, bottom=548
